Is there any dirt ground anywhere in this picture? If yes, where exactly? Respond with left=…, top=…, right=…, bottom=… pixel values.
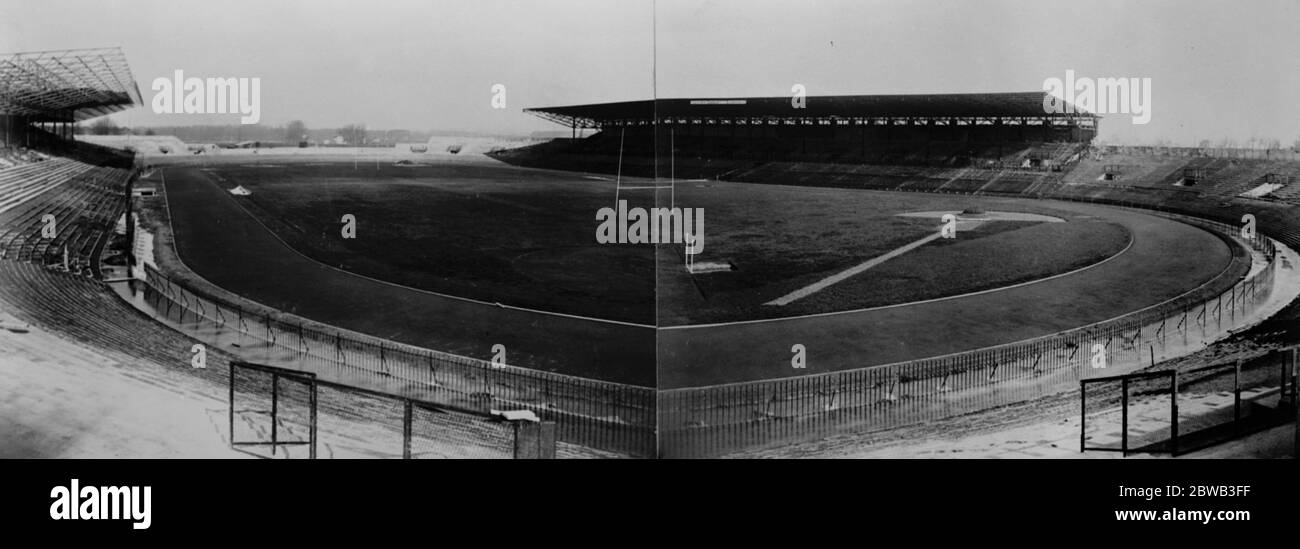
left=0, top=310, right=245, bottom=458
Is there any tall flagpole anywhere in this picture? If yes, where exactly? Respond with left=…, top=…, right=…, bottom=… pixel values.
left=613, top=126, right=625, bottom=208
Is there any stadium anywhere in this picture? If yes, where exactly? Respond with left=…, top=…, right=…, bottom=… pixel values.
left=2, top=43, right=1298, bottom=459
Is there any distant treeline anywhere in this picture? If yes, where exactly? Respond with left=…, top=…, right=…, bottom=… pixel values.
left=74, top=119, right=530, bottom=145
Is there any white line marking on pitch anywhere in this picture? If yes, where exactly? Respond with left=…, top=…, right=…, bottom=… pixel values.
left=764, top=232, right=945, bottom=306
left=764, top=211, right=1064, bottom=307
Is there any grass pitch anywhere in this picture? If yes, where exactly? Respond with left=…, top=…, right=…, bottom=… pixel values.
left=200, top=160, right=1132, bottom=326
left=205, top=160, right=656, bottom=324
left=656, top=182, right=1132, bottom=324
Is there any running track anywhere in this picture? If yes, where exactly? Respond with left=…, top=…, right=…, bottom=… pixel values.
left=159, top=164, right=1239, bottom=389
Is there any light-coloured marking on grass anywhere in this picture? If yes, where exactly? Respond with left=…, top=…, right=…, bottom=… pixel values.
left=669, top=221, right=1142, bottom=330
left=763, top=211, right=1062, bottom=306
left=765, top=231, right=946, bottom=306
left=896, top=210, right=1065, bottom=223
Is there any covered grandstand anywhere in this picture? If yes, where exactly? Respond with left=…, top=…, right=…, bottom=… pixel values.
left=503, top=91, right=1300, bottom=203
left=493, top=91, right=1098, bottom=178
left=0, top=47, right=141, bottom=167
left=528, top=92, right=1096, bottom=135
left=0, top=47, right=141, bottom=274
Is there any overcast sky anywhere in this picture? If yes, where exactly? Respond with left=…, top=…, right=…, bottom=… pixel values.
left=3, top=0, right=1297, bottom=145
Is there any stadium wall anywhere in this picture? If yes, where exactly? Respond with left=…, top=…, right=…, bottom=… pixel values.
left=658, top=214, right=1286, bottom=458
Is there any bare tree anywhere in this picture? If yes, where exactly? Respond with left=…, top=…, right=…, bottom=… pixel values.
left=285, top=120, right=307, bottom=145
left=339, top=124, right=367, bottom=145
left=91, top=118, right=119, bottom=136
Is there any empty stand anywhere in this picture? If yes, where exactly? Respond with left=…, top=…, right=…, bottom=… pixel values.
left=0, top=158, right=93, bottom=214
left=0, top=259, right=239, bottom=407
left=0, top=159, right=131, bottom=275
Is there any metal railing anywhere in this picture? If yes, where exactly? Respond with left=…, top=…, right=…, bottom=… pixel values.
left=130, top=265, right=656, bottom=457
left=658, top=216, right=1282, bottom=457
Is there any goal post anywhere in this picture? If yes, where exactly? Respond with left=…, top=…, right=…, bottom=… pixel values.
left=229, top=361, right=318, bottom=459
left=1081, top=348, right=1298, bottom=457
left=227, top=360, right=557, bottom=459
left=1080, top=370, right=1176, bottom=456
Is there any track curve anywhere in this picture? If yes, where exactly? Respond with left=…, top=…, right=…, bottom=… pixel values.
left=658, top=198, right=1246, bottom=388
